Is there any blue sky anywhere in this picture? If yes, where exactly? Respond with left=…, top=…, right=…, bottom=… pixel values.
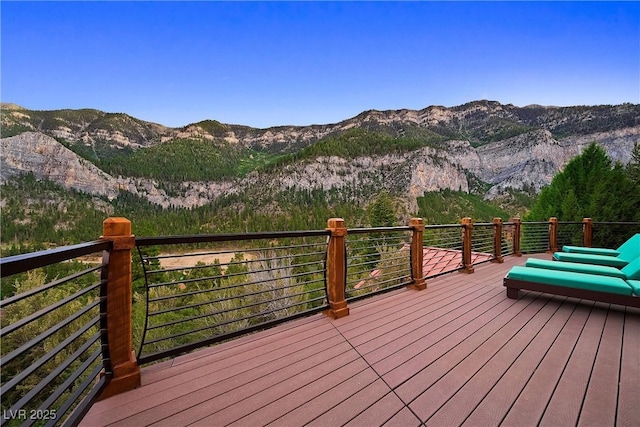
left=2, top=2, right=639, bottom=128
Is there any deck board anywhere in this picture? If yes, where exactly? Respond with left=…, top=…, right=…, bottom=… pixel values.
left=381, top=407, right=422, bottom=427
left=500, top=300, right=594, bottom=426
left=138, top=343, right=359, bottom=426
left=539, top=302, right=608, bottom=426
left=81, top=254, right=639, bottom=427
left=578, top=306, right=624, bottom=426
left=191, top=357, right=370, bottom=426
left=425, top=296, right=567, bottom=426
left=339, top=282, right=486, bottom=345
left=86, top=324, right=344, bottom=424
left=367, top=288, right=505, bottom=372
left=388, top=294, right=530, bottom=394
left=350, top=285, right=499, bottom=357
left=300, top=378, right=392, bottom=427
left=462, top=296, right=575, bottom=426
left=616, top=307, right=640, bottom=427
left=342, top=390, right=406, bottom=427
left=406, top=293, right=555, bottom=421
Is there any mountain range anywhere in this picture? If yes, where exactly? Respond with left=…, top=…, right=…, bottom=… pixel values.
left=2, top=100, right=639, bottom=216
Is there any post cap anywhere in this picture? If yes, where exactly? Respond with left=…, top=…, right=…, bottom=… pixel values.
left=326, top=218, right=345, bottom=229
left=102, top=217, right=132, bottom=236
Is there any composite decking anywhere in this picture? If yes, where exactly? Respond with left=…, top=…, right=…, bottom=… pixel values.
left=82, top=254, right=640, bottom=427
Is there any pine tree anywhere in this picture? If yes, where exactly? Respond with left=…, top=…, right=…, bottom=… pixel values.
left=527, top=142, right=640, bottom=223
left=369, top=191, right=396, bottom=227
left=628, top=142, right=640, bottom=184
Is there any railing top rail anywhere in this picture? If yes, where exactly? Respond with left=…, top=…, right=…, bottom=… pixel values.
left=473, top=222, right=496, bottom=227
left=347, top=226, right=412, bottom=234
left=522, top=221, right=551, bottom=225
left=592, top=221, right=640, bottom=225
left=0, top=240, right=111, bottom=278
left=135, top=230, right=331, bottom=246
left=423, top=224, right=463, bottom=230
left=557, top=221, right=584, bottom=225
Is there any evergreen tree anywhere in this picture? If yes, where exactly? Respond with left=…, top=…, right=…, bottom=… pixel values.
left=364, top=191, right=399, bottom=265
left=527, top=143, right=640, bottom=222
left=369, top=191, right=396, bottom=227
left=628, top=142, right=640, bottom=184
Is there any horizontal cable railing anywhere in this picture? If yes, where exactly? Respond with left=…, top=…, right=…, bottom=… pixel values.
left=556, top=221, right=584, bottom=249
left=501, top=222, right=516, bottom=257
left=592, top=222, right=640, bottom=248
left=345, top=227, right=412, bottom=302
left=135, top=230, right=331, bottom=364
left=471, top=223, right=498, bottom=265
left=421, top=224, right=465, bottom=278
left=0, top=241, right=112, bottom=427
left=521, top=221, right=550, bottom=254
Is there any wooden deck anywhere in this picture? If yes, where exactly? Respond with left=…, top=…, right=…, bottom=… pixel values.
left=82, top=255, right=640, bottom=427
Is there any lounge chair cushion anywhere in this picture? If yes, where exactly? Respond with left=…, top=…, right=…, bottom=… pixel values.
left=525, top=258, right=626, bottom=279
left=555, top=234, right=640, bottom=267
left=506, top=266, right=633, bottom=296
left=627, top=280, right=640, bottom=296
left=552, top=252, right=630, bottom=268
left=617, top=234, right=640, bottom=262
left=562, top=245, right=620, bottom=256
left=621, top=257, right=640, bottom=280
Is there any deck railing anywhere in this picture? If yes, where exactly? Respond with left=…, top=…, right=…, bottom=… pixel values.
left=592, top=221, right=640, bottom=248
left=1, top=216, right=638, bottom=426
left=553, top=220, right=584, bottom=251
left=520, top=221, right=550, bottom=253
left=0, top=241, right=112, bottom=427
left=134, top=230, right=331, bottom=364
left=345, top=226, right=413, bottom=302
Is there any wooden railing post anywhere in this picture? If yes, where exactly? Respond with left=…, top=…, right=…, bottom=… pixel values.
left=510, top=217, right=522, bottom=256
left=99, top=217, right=141, bottom=399
left=549, top=217, right=559, bottom=253
left=461, top=217, right=474, bottom=273
left=325, top=218, right=349, bottom=319
left=409, top=218, right=426, bottom=290
left=583, top=218, right=593, bottom=247
left=492, top=218, right=504, bottom=263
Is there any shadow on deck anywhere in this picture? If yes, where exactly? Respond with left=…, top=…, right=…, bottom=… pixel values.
left=82, top=255, right=639, bottom=426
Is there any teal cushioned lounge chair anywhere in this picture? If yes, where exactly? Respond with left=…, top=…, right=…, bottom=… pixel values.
left=525, top=256, right=640, bottom=280
left=562, top=233, right=639, bottom=256
left=553, top=233, right=640, bottom=268
left=504, top=265, right=640, bottom=307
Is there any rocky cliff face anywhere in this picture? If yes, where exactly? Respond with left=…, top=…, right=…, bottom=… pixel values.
left=243, top=150, right=469, bottom=212
left=1, top=132, right=121, bottom=199
left=0, top=132, right=238, bottom=208
left=472, top=127, right=639, bottom=197
left=1, top=101, right=639, bottom=210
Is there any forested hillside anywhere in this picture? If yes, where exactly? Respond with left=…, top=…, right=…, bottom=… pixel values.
left=0, top=172, right=512, bottom=254
left=2, top=101, right=639, bottom=254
